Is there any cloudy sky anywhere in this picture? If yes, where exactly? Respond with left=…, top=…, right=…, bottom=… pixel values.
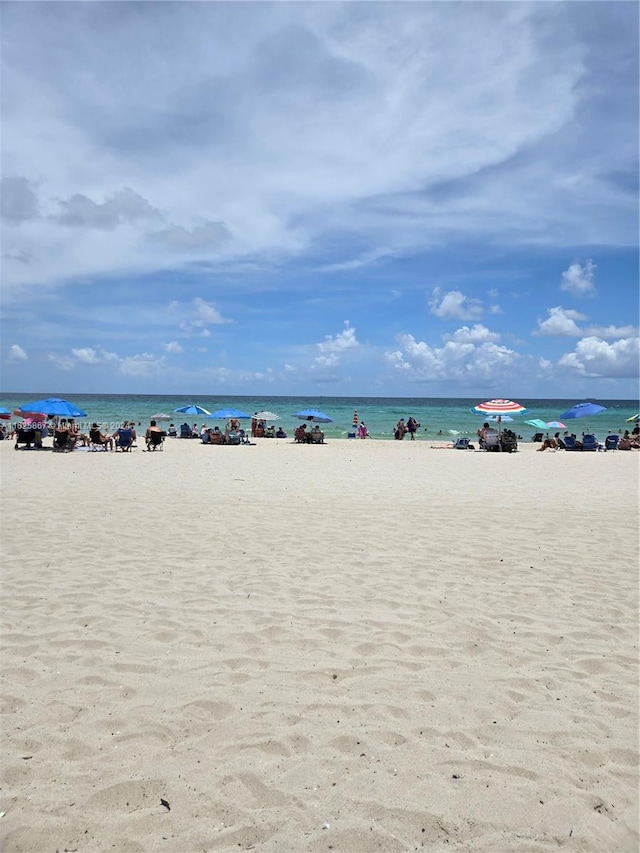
left=2, top=1, right=638, bottom=398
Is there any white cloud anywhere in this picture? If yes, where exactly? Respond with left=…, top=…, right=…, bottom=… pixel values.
left=48, top=346, right=162, bottom=375
left=176, top=297, right=232, bottom=335
left=3, top=3, right=635, bottom=295
left=163, top=341, right=183, bottom=354
left=119, top=353, right=165, bottom=377
left=70, top=347, right=119, bottom=364
left=558, top=336, right=639, bottom=378
left=48, top=353, right=75, bottom=370
left=585, top=324, right=638, bottom=340
left=317, top=321, right=359, bottom=353
left=429, top=288, right=483, bottom=320
left=151, top=220, right=230, bottom=250
left=535, top=306, right=587, bottom=337
left=71, top=347, right=100, bottom=363
left=54, top=187, right=159, bottom=230
left=8, top=343, right=27, bottom=360
left=385, top=333, right=519, bottom=382
left=193, top=297, right=229, bottom=326
left=444, top=324, right=499, bottom=343
left=536, top=307, right=638, bottom=340
left=560, top=260, right=596, bottom=297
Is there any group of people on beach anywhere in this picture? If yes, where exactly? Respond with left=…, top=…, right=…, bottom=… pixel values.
left=394, top=416, right=420, bottom=440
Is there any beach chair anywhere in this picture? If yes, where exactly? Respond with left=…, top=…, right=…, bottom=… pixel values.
left=500, top=433, right=518, bottom=453
left=89, top=428, right=109, bottom=451
left=179, top=423, right=191, bottom=438
left=294, top=426, right=308, bottom=443
left=531, top=432, right=544, bottom=443
left=146, top=431, right=165, bottom=451
left=453, top=437, right=474, bottom=450
left=52, top=429, right=73, bottom=452
left=310, top=430, right=325, bottom=444
left=582, top=434, right=599, bottom=451
left=14, top=428, right=38, bottom=450
left=115, top=427, right=134, bottom=452
left=563, top=435, right=579, bottom=451
left=483, top=430, right=501, bottom=451
left=604, top=435, right=618, bottom=451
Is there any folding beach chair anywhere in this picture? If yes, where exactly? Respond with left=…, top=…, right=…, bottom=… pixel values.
left=453, top=437, right=474, bottom=450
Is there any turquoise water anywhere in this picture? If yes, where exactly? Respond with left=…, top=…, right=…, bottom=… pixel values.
left=3, top=394, right=638, bottom=440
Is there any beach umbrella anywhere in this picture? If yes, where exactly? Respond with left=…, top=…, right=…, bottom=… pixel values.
left=293, top=409, right=333, bottom=423
left=559, top=402, right=607, bottom=420
left=625, top=413, right=639, bottom=422
left=253, top=410, right=280, bottom=421
left=471, top=399, right=528, bottom=416
left=546, top=421, right=566, bottom=429
left=150, top=412, right=172, bottom=421
left=174, top=404, right=211, bottom=416
left=471, top=399, right=526, bottom=436
left=19, top=397, right=87, bottom=417
left=0, top=406, right=11, bottom=420
left=208, top=408, right=250, bottom=419
left=525, top=419, right=548, bottom=430
left=486, top=414, right=513, bottom=422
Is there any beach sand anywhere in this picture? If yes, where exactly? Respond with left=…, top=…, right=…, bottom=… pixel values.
left=1, top=438, right=638, bottom=852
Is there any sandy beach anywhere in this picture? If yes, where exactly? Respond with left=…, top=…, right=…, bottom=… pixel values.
left=1, top=438, right=638, bottom=852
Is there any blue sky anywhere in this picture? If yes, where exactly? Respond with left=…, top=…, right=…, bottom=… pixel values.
left=1, top=1, right=638, bottom=398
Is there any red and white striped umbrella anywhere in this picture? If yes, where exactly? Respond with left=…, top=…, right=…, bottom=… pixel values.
left=471, top=399, right=528, bottom=416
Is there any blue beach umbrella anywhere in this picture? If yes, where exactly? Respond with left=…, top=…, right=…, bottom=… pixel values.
left=19, top=397, right=87, bottom=417
left=174, top=404, right=211, bottom=416
left=293, top=409, right=333, bottom=423
left=0, top=406, right=11, bottom=420
left=560, top=402, right=607, bottom=420
left=208, top=408, right=250, bottom=419
left=525, top=419, right=548, bottom=430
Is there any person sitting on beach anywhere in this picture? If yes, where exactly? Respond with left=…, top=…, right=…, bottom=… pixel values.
left=554, top=432, right=566, bottom=449
left=477, top=423, right=490, bottom=449
left=295, top=424, right=309, bottom=442
left=276, top=426, right=287, bottom=438
left=90, top=423, right=114, bottom=450
left=53, top=420, right=75, bottom=450
left=68, top=418, right=89, bottom=446
left=145, top=419, right=163, bottom=449
left=191, top=423, right=199, bottom=438
left=537, top=437, right=557, bottom=451
left=167, top=423, right=177, bottom=437
left=127, top=421, right=138, bottom=441
left=266, top=425, right=276, bottom=438
left=618, top=431, right=639, bottom=449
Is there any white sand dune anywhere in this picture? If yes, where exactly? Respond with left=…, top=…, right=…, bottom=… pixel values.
left=1, top=439, right=638, bottom=852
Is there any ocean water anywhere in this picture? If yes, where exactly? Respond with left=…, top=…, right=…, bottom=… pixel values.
left=3, top=394, right=638, bottom=440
